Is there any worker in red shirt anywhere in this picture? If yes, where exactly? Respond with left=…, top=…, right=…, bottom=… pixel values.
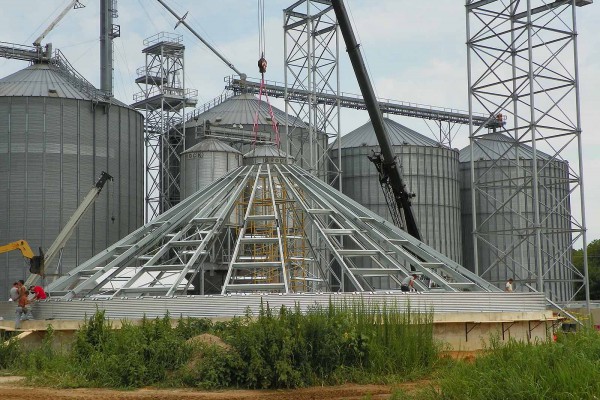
left=29, top=285, right=47, bottom=300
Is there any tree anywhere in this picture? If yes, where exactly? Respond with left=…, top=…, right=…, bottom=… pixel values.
left=573, top=239, right=600, bottom=301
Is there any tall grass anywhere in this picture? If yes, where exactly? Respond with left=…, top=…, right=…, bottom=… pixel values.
left=205, top=299, right=439, bottom=388
left=414, top=329, right=600, bottom=400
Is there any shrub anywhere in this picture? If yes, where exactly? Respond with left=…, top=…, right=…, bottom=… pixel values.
left=71, top=312, right=191, bottom=388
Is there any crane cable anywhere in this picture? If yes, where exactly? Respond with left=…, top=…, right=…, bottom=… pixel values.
left=252, top=0, right=280, bottom=148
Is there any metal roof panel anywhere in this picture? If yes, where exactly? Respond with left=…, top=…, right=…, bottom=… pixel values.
left=335, top=118, right=441, bottom=149
left=459, top=133, right=552, bottom=162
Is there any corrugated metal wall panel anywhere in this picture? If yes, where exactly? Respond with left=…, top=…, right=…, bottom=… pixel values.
left=0, top=292, right=548, bottom=321
left=0, top=98, right=9, bottom=288
left=62, top=100, right=83, bottom=270
left=43, top=100, right=61, bottom=259
left=118, top=107, right=129, bottom=239
left=26, top=98, right=44, bottom=251
left=181, top=146, right=242, bottom=199
left=94, top=105, right=109, bottom=255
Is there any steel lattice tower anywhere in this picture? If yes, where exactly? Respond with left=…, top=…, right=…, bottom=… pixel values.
left=284, top=0, right=341, bottom=185
left=466, top=0, right=590, bottom=303
left=132, top=33, right=197, bottom=221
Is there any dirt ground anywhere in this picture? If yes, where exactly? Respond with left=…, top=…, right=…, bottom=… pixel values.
left=0, top=376, right=431, bottom=400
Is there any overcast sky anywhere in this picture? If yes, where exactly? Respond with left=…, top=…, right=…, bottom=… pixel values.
left=1, top=0, right=599, bottom=244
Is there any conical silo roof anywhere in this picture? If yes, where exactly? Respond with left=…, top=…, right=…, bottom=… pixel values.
left=182, top=137, right=242, bottom=155
left=243, top=144, right=291, bottom=159
left=46, top=162, right=499, bottom=300
left=0, top=63, right=94, bottom=100
left=187, top=93, right=308, bottom=129
left=0, top=63, right=129, bottom=106
left=335, top=117, right=440, bottom=149
left=459, top=132, right=552, bottom=162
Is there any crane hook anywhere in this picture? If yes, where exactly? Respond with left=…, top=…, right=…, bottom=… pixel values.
left=258, top=55, right=267, bottom=74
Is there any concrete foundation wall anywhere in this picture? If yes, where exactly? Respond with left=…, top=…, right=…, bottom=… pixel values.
left=1, top=311, right=557, bottom=352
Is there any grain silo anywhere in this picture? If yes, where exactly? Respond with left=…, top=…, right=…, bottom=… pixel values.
left=185, top=93, right=327, bottom=175
left=180, top=138, right=242, bottom=199
left=0, top=63, right=144, bottom=299
left=329, top=117, right=462, bottom=264
left=460, top=132, right=572, bottom=300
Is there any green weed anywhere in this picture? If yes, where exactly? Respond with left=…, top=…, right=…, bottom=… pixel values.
left=425, top=328, right=600, bottom=400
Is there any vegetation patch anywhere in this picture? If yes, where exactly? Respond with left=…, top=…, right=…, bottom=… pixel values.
left=407, top=329, right=600, bottom=400
left=0, top=300, right=439, bottom=390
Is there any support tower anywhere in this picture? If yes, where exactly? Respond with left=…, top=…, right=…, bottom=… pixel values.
left=465, top=0, right=590, bottom=303
left=284, top=0, right=341, bottom=185
left=132, top=33, right=197, bottom=221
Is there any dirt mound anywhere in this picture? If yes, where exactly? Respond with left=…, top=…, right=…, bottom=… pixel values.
left=186, top=333, right=230, bottom=350
left=184, top=333, right=232, bottom=372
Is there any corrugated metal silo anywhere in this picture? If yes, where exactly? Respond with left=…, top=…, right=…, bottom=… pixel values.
left=459, top=132, right=572, bottom=299
left=181, top=138, right=242, bottom=199
left=0, top=63, right=144, bottom=299
left=329, top=118, right=462, bottom=264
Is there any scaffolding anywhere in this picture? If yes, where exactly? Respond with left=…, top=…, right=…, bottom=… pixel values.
left=132, top=32, right=197, bottom=221
left=466, top=0, right=591, bottom=304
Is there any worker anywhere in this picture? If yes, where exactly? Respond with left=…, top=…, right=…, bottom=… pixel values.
left=505, top=278, right=514, bottom=292
left=29, top=285, right=47, bottom=301
left=15, top=280, right=33, bottom=329
left=9, top=281, right=19, bottom=301
left=401, top=274, right=418, bottom=292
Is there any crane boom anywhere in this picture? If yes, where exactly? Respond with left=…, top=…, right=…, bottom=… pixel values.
left=24, top=171, right=113, bottom=286
left=156, top=0, right=246, bottom=79
left=33, top=0, right=85, bottom=48
left=331, top=0, right=421, bottom=240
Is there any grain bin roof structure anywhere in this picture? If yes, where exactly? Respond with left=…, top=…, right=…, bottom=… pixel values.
left=46, top=156, right=498, bottom=300
left=0, top=63, right=128, bottom=106
left=182, top=137, right=242, bottom=154
left=185, top=93, right=328, bottom=180
left=459, top=132, right=552, bottom=162
left=186, top=93, right=308, bottom=129
left=334, top=117, right=441, bottom=148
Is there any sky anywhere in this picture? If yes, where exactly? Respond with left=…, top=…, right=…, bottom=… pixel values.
left=0, top=0, right=599, bottom=244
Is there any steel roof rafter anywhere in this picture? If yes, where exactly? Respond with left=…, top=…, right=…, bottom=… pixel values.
left=45, top=160, right=501, bottom=299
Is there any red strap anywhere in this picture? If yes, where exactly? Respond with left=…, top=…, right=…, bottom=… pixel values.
left=251, top=73, right=280, bottom=148
left=251, top=76, right=266, bottom=146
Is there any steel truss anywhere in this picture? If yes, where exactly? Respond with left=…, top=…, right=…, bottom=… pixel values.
left=46, top=160, right=499, bottom=299
left=284, top=0, right=341, bottom=185
left=466, top=0, right=590, bottom=303
left=132, top=32, right=197, bottom=221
